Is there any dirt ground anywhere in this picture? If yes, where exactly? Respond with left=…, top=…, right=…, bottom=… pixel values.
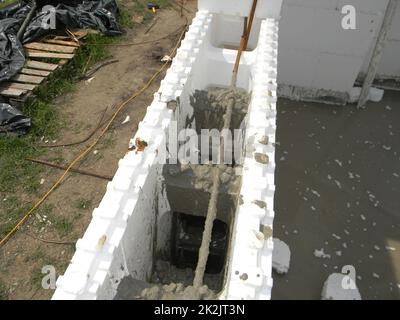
left=272, top=92, right=400, bottom=300
left=0, top=0, right=197, bottom=300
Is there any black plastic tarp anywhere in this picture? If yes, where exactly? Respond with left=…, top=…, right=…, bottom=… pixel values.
left=0, top=102, right=31, bottom=136
left=0, top=0, right=122, bottom=83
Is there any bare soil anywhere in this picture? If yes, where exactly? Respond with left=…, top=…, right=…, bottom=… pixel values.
left=0, top=0, right=197, bottom=300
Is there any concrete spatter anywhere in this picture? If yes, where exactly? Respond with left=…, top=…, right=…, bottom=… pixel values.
left=272, top=91, right=400, bottom=300
left=164, top=164, right=241, bottom=224
left=189, top=87, right=250, bottom=133
left=115, top=260, right=218, bottom=300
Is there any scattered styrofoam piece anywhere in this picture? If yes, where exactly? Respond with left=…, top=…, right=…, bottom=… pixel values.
left=272, top=238, right=290, bottom=274
left=349, top=87, right=384, bottom=103
left=314, top=248, right=331, bottom=259
left=321, top=273, right=361, bottom=300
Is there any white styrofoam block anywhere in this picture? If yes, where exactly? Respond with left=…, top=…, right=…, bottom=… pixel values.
left=198, top=0, right=283, bottom=19
left=348, top=86, right=385, bottom=103
left=225, top=18, right=278, bottom=301
left=322, top=273, right=362, bottom=300
left=272, top=238, right=291, bottom=274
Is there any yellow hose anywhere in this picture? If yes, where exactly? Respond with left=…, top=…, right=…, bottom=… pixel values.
left=0, top=25, right=188, bottom=248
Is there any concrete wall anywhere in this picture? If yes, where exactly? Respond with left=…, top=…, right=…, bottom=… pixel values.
left=361, top=2, right=400, bottom=79
left=278, top=0, right=399, bottom=103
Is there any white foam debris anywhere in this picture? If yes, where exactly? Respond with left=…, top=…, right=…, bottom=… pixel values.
left=336, top=251, right=342, bottom=257
left=311, top=206, right=316, bottom=211
left=372, top=273, right=380, bottom=279
left=383, top=145, right=392, bottom=151
left=332, top=233, right=341, bottom=240
left=385, top=246, right=396, bottom=251
left=314, top=248, right=331, bottom=259
left=311, top=190, right=321, bottom=197
left=374, top=245, right=381, bottom=251
left=342, top=243, right=348, bottom=249
left=40, top=179, right=45, bottom=185
left=321, top=273, right=361, bottom=300
left=349, top=87, right=384, bottom=103
left=334, top=159, right=343, bottom=167
left=393, top=173, right=399, bottom=178
left=385, top=105, right=392, bottom=111
left=344, top=230, right=350, bottom=236
left=272, top=238, right=291, bottom=274
left=121, top=116, right=130, bottom=125
left=348, top=172, right=355, bottom=179
left=360, top=214, right=366, bottom=221
left=334, top=180, right=342, bottom=189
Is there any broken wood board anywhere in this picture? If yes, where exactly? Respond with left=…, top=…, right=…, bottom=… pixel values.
left=24, top=42, right=76, bottom=53
left=25, top=60, right=59, bottom=71
left=26, top=49, right=75, bottom=60
left=21, top=68, right=51, bottom=77
left=13, top=74, right=45, bottom=84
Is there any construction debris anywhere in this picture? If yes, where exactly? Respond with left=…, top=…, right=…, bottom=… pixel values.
left=0, top=103, right=31, bottom=136
left=272, top=238, right=291, bottom=274
left=321, top=273, right=362, bottom=300
left=0, top=0, right=122, bottom=83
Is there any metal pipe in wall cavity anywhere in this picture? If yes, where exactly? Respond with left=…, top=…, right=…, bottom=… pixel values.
left=357, top=0, right=398, bottom=108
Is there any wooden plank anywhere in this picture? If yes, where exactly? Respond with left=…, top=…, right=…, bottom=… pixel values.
left=2, top=82, right=36, bottom=91
left=59, top=59, right=69, bottom=66
left=13, top=74, right=45, bottom=84
left=44, top=39, right=80, bottom=47
left=72, top=30, right=89, bottom=39
left=24, top=42, right=76, bottom=53
left=21, top=68, right=51, bottom=77
left=0, top=88, right=26, bottom=97
left=26, top=60, right=58, bottom=71
left=26, top=49, right=74, bottom=60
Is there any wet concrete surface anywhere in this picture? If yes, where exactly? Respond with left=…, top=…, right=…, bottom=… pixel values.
left=272, top=91, right=400, bottom=300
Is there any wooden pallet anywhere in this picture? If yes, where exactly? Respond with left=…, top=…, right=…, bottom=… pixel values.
left=0, top=31, right=88, bottom=104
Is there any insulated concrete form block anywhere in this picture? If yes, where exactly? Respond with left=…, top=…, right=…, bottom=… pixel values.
left=52, top=11, right=214, bottom=300
left=198, top=0, right=282, bottom=19
left=53, top=2, right=282, bottom=300
left=223, top=19, right=279, bottom=301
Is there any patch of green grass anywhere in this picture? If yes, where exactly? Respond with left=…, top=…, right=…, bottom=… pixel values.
left=0, top=0, right=163, bottom=242
left=0, top=196, right=31, bottom=238
left=0, top=281, right=8, bottom=300
left=76, top=198, right=92, bottom=210
left=52, top=216, right=73, bottom=237
left=0, top=0, right=17, bottom=9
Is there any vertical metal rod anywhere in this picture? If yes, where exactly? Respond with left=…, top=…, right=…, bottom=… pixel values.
left=357, top=0, right=398, bottom=108
left=231, top=0, right=258, bottom=87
